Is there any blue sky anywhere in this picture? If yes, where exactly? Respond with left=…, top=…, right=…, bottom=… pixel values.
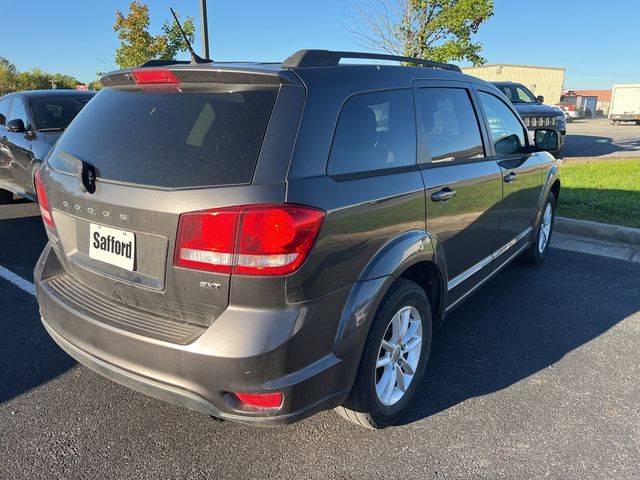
left=2, top=0, right=638, bottom=89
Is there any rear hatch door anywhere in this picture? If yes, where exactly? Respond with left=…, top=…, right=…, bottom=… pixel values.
left=42, top=66, right=299, bottom=327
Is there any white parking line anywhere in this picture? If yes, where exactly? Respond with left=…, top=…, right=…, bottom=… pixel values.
left=0, top=265, right=36, bottom=296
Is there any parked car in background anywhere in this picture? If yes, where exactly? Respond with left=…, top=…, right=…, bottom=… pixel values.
left=0, top=90, right=95, bottom=203
left=558, top=91, right=584, bottom=121
left=609, top=84, right=640, bottom=125
left=492, top=81, right=565, bottom=157
left=559, top=106, right=578, bottom=122
left=35, top=50, right=560, bottom=429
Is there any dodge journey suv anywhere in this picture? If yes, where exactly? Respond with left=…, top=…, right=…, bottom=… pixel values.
left=35, top=50, right=560, bottom=429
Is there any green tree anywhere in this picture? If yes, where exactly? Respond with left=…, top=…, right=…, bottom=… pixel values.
left=88, top=78, right=103, bottom=91
left=0, top=58, right=81, bottom=93
left=0, top=57, right=18, bottom=94
left=113, top=1, right=196, bottom=69
left=351, top=0, right=494, bottom=65
left=50, top=73, right=81, bottom=89
left=15, top=68, right=50, bottom=90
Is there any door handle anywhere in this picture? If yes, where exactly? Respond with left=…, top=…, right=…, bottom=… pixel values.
left=431, top=188, right=457, bottom=202
left=504, top=172, right=519, bottom=183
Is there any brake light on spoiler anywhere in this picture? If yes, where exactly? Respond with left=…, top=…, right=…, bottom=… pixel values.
left=131, top=68, right=181, bottom=85
left=174, top=204, right=325, bottom=276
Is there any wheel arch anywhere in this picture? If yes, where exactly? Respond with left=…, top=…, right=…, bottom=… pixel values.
left=333, top=230, right=447, bottom=360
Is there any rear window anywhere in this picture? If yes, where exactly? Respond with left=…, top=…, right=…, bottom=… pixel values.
left=48, top=86, right=277, bottom=188
left=31, top=95, right=94, bottom=130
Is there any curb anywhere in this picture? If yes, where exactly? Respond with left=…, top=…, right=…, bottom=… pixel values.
left=555, top=217, right=640, bottom=245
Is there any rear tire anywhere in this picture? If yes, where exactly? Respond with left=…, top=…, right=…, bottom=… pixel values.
left=336, top=279, right=432, bottom=429
left=0, top=189, right=13, bottom=204
left=519, top=191, right=556, bottom=265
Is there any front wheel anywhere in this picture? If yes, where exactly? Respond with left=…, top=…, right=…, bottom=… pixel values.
left=519, top=191, right=556, bottom=265
left=336, top=279, right=432, bottom=429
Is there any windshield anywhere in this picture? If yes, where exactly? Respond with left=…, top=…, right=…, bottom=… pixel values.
left=31, top=95, right=94, bottom=130
left=47, top=86, right=278, bottom=189
left=497, top=84, right=538, bottom=104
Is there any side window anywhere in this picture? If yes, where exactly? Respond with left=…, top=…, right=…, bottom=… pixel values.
left=478, top=92, right=527, bottom=155
left=328, top=89, right=416, bottom=176
left=8, top=99, right=29, bottom=128
left=516, top=86, right=533, bottom=102
left=0, top=99, right=10, bottom=126
left=416, top=87, right=484, bottom=163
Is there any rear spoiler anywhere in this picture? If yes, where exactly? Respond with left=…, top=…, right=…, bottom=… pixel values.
left=100, top=66, right=297, bottom=88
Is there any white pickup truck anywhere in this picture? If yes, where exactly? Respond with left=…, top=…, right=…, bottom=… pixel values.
left=609, top=84, right=640, bottom=125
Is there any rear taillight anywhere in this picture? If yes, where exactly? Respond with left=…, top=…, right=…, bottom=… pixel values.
left=174, top=207, right=240, bottom=274
left=131, top=68, right=181, bottom=85
left=174, top=204, right=325, bottom=276
left=34, top=169, right=54, bottom=228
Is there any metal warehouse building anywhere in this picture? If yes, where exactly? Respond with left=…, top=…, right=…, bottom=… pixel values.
left=461, top=64, right=566, bottom=104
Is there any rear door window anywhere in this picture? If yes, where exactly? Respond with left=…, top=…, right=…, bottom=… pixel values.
left=48, top=87, right=278, bottom=188
left=416, top=87, right=484, bottom=163
left=328, top=89, right=416, bottom=176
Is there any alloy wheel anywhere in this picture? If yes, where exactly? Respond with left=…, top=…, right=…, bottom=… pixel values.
left=375, top=306, right=423, bottom=406
left=538, top=202, right=553, bottom=253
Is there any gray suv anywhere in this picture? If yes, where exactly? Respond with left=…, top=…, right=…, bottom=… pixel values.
left=34, top=50, right=560, bottom=429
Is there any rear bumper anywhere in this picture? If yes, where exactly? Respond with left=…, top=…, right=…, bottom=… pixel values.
left=35, top=243, right=359, bottom=426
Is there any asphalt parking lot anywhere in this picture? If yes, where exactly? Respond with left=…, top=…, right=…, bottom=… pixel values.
left=563, top=117, right=640, bottom=158
left=0, top=200, right=639, bottom=479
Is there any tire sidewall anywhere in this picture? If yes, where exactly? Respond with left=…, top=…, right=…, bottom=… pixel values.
left=355, top=280, right=432, bottom=427
left=535, top=191, right=557, bottom=262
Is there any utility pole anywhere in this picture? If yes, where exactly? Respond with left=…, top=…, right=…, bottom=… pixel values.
left=199, top=0, right=210, bottom=59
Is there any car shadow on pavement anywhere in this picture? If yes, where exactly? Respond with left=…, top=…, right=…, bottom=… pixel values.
left=0, top=215, right=48, bottom=281
left=400, top=248, right=640, bottom=426
left=0, top=214, right=75, bottom=404
left=0, top=281, right=76, bottom=405
left=563, top=134, right=640, bottom=157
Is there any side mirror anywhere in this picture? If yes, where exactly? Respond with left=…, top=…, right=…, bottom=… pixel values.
left=536, top=95, right=544, bottom=103
left=7, top=118, right=26, bottom=133
left=534, top=128, right=559, bottom=152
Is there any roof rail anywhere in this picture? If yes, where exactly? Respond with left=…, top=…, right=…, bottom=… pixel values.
left=282, top=49, right=462, bottom=72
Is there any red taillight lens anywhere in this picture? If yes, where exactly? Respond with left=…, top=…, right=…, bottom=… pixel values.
left=174, top=207, right=240, bottom=274
left=34, top=169, right=54, bottom=228
left=174, top=204, right=325, bottom=276
left=131, top=68, right=181, bottom=85
left=234, top=392, right=283, bottom=409
left=234, top=205, right=324, bottom=275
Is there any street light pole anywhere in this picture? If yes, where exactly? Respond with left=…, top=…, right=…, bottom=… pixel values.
left=199, top=0, right=210, bottom=59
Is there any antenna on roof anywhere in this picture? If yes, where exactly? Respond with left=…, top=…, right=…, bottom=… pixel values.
left=170, top=7, right=209, bottom=64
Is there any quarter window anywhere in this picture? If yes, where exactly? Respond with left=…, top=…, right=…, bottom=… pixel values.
left=328, top=89, right=416, bottom=176
left=0, top=99, right=10, bottom=126
left=416, top=87, right=484, bottom=163
left=478, top=92, right=528, bottom=155
left=8, top=99, right=29, bottom=129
